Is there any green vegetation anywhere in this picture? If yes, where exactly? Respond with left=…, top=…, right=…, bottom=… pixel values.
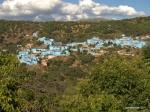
left=0, top=16, right=150, bottom=112
left=42, top=17, right=150, bottom=43
left=0, top=50, right=150, bottom=112
left=59, top=93, right=123, bottom=112
left=142, top=44, right=150, bottom=59
left=58, top=55, right=150, bottom=112
left=0, top=78, right=25, bottom=112
left=1, top=16, right=150, bottom=52
left=0, top=54, right=19, bottom=75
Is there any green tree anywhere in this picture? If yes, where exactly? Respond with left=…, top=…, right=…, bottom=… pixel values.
left=78, top=53, right=95, bottom=64
left=81, top=55, right=150, bottom=109
left=59, top=93, right=123, bottom=112
left=142, top=44, right=150, bottom=59
left=0, top=54, right=19, bottom=75
left=0, top=78, right=23, bottom=112
left=58, top=55, right=150, bottom=112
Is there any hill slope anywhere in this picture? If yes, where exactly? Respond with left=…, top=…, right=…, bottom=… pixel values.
left=0, top=16, right=150, bottom=51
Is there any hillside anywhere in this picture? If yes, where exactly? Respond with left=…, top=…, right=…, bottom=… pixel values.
left=0, top=16, right=150, bottom=112
left=41, top=16, right=150, bottom=42
left=0, top=16, right=150, bottom=52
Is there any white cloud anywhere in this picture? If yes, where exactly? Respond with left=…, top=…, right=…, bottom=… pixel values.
left=0, top=0, right=145, bottom=21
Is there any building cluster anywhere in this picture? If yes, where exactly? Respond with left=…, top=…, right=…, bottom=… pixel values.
left=17, top=36, right=146, bottom=65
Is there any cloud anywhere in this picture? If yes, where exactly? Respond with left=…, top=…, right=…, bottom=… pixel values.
left=0, top=0, right=145, bottom=21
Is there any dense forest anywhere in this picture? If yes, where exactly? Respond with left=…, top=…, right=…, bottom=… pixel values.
left=0, top=17, right=150, bottom=112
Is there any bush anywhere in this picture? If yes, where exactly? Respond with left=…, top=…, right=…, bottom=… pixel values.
left=58, top=55, right=150, bottom=111
left=81, top=55, right=150, bottom=108
left=142, top=44, right=150, bottom=59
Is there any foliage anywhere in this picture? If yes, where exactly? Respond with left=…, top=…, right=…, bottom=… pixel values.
left=77, top=53, right=95, bottom=64
left=0, top=16, right=150, bottom=112
left=142, top=44, right=150, bottom=59
left=41, top=16, right=150, bottom=43
left=80, top=55, right=150, bottom=109
left=0, top=78, right=23, bottom=112
left=0, top=54, right=19, bottom=77
left=1, top=16, right=150, bottom=50
left=58, top=55, right=150, bottom=111
left=58, top=93, right=123, bottom=112
left=47, top=57, right=86, bottom=80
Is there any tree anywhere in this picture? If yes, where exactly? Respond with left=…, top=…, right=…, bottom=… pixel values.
left=78, top=53, right=95, bottom=64
left=0, top=54, right=19, bottom=75
left=58, top=55, right=150, bottom=111
left=0, top=78, right=23, bottom=112
left=80, top=55, right=150, bottom=109
left=142, top=44, right=150, bottom=75
left=142, top=44, right=150, bottom=59
left=58, top=93, right=123, bottom=112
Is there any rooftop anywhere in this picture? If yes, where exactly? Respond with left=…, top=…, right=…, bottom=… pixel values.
left=17, top=36, right=146, bottom=65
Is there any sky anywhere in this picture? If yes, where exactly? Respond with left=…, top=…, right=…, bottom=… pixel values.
left=0, top=0, right=149, bottom=21
left=66, top=0, right=150, bottom=14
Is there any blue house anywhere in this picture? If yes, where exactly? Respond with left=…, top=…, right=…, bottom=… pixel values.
left=17, top=36, right=146, bottom=65
left=87, top=37, right=101, bottom=45
left=17, top=52, right=39, bottom=65
left=38, top=37, right=54, bottom=45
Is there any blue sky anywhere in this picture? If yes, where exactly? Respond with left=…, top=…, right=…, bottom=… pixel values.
left=0, top=0, right=149, bottom=21
left=0, top=0, right=3, bottom=3
left=0, top=0, right=149, bottom=14
left=66, top=0, right=150, bottom=15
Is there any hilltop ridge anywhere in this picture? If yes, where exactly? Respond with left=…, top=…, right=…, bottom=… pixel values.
left=0, top=16, right=150, bottom=52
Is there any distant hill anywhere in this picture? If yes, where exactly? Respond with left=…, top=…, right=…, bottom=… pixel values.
left=0, top=16, right=150, bottom=52
left=79, top=17, right=110, bottom=22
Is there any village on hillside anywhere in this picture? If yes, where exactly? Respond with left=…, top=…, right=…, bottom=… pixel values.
left=17, top=34, right=148, bottom=66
